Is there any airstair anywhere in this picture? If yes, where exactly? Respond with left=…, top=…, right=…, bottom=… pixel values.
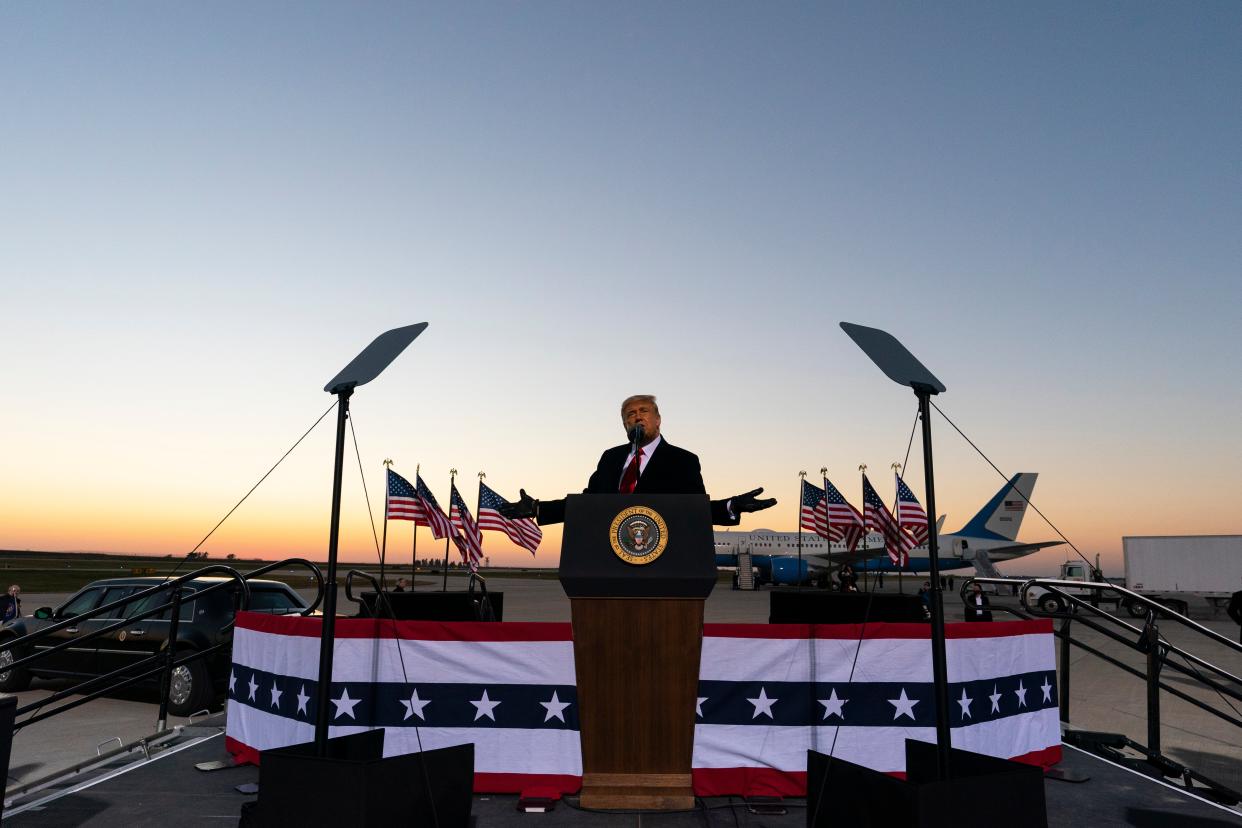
left=736, top=550, right=756, bottom=590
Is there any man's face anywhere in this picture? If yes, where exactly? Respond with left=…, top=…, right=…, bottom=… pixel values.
left=621, top=400, right=661, bottom=443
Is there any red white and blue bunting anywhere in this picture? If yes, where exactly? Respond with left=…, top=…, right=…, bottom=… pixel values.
left=225, top=614, right=1060, bottom=796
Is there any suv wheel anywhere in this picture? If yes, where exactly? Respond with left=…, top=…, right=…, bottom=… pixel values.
left=0, top=640, right=32, bottom=692
left=166, top=656, right=212, bottom=716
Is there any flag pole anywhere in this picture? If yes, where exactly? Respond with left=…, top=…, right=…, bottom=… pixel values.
left=380, top=459, right=392, bottom=590
left=858, top=464, right=870, bottom=592
left=411, top=463, right=420, bottom=585
left=442, top=469, right=456, bottom=591
left=797, top=471, right=806, bottom=588
left=891, top=462, right=903, bottom=594
left=476, top=471, right=486, bottom=572
left=820, top=468, right=831, bottom=585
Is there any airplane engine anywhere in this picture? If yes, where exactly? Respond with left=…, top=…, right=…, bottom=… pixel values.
left=770, top=557, right=812, bottom=586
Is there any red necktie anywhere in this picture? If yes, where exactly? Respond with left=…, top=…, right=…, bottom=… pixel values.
left=619, top=447, right=643, bottom=493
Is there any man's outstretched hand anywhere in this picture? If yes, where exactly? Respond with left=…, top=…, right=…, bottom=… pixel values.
left=499, top=488, right=539, bottom=520
left=731, top=487, right=777, bottom=514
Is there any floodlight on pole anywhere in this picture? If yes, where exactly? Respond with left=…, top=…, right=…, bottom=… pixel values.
left=840, top=321, right=952, bottom=781
left=314, top=322, right=428, bottom=756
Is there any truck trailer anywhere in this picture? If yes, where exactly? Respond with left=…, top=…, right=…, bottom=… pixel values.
left=1029, top=535, right=1242, bottom=618
left=1120, top=534, right=1242, bottom=618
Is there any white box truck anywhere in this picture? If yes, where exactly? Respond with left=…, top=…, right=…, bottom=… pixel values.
left=1030, top=535, right=1242, bottom=617
left=1119, top=535, right=1242, bottom=618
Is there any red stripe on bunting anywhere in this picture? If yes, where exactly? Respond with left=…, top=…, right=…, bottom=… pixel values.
left=702, top=619, right=1052, bottom=640
left=237, top=614, right=1048, bottom=642
left=235, top=612, right=573, bottom=641
left=226, top=735, right=585, bottom=795
left=227, top=735, right=1060, bottom=796
left=474, top=772, right=582, bottom=795
left=690, top=743, right=1062, bottom=797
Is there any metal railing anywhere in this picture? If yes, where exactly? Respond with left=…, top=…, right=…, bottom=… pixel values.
left=965, top=576, right=1242, bottom=805
left=0, top=558, right=323, bottom=732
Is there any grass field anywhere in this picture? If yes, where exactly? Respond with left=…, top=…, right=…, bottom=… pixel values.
left=0, top=552, right=563, bottom=595
left=0, top=551, right=732, bottom=598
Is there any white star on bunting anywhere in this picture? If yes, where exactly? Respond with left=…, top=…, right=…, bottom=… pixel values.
left=400, top=689, right=430, bottom=721
left=989, top=685, right=1002, bottom=713
left=296, top=684, right=309, bottom=716
left=888, top=688, right=919, bottom=720
left=332, top=687, right=360, bottom=720
left=471, top=689, right=501, bottom=721
left=270, top=683, right=283, bottom=709
left=1041, top=677, right=1053, bottom=703
left=1015, top=680, right=1028, bottom=708
left=229, top=671, right=237, bottom=694
left=696, top=696, right=708, bottom=717
left=957, top=688, right=973, bottom=719
left=746, top=687, right=778, bottom=719
left=818, top=689, right=847, bottom=720
left=247, top=674, right=258, bottom=701
left=540, top=691, right=570, bottom=723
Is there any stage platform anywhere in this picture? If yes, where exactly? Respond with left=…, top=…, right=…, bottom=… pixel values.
left=5, top=718, right=1240, bottom=826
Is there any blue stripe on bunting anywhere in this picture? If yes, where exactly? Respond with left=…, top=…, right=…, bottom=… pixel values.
left=698, top=671, right=1056, bottom=727
left=227, top=669, right=580, bottom=729
left=228, top=668, right=1055, bottom=729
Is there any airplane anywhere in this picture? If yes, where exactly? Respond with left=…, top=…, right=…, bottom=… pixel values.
left=714, top=473, right=1063, bottom=586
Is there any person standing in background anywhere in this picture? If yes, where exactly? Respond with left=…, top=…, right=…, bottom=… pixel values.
left=964, top=582, right=992, bottom=622
left=0, top=585, right=21, bottom=623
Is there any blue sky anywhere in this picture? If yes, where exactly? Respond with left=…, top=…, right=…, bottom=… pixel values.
left=2, top=3, right=1239, bottom=573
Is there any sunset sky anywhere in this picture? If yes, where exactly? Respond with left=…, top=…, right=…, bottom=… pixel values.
left=3, top=3, right=1239, bottom=576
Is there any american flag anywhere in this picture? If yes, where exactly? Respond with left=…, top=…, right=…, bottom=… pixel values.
left=799, top=480, right=830, bottom=539
left=477, top=481, right=542, bottom=555
left=822, top=476, right=865, bottom=551
left=895, top=474, right=930, bottom=546
left=450, top=482, right=483, bottom=569
left=412, top=474, right=453, bottom=540
left=862, top=475, right=914, bottom=566
left=386, top=469, right=422, bottom=521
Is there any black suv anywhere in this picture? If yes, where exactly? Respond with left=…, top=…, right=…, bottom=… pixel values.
left=0, top=576, right=306, bottom=715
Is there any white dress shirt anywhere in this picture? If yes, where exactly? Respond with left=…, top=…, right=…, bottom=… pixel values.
left=618, top=435, right=662, bottom=488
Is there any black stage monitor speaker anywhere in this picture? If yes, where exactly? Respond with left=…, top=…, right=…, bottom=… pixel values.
left=358, top=590, right=503, bottom=621
left=769, top=590, right=926, bottom=624
left=807, top=740, right=1047, bottom=827
left=249, top=730, right=474, bottom=827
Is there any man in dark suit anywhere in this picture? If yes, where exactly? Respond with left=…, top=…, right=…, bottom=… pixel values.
left=503, top=394, right=775, bottom=525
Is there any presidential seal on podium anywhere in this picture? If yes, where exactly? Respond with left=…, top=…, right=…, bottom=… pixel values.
left=609, top=506, right=669, bottom=565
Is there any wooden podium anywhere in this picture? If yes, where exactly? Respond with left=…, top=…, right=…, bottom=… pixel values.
left=560, top=494, right=716, bottom=810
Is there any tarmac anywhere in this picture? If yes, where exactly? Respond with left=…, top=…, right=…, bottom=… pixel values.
left=3, top=572, right=1241, bottom=825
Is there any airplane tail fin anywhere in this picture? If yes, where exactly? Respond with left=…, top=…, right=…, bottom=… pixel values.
left=954, top=473, right=1038, bottom=542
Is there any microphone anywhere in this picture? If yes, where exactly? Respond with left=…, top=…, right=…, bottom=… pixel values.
left=627, top=423, right=645, bottom=453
